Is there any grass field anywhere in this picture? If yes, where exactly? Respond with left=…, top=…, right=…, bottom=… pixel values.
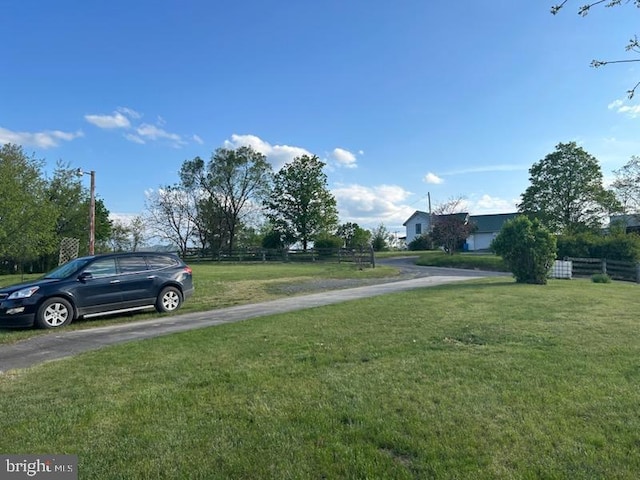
left=414, top=250, right=509, bottom=271
left=1, top=272, right=639, bottom=478
left=0, top=261, right=399, bottom=344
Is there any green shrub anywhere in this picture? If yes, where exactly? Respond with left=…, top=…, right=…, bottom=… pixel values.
left=557, top=232, right=640, bottom=262
left=314, top=233, right=344, bottom=251
left=261, top=230, right=286, bottom=249
left=408, top=234, right=434, bottom=251
left=557, top=232, right=599, bottom=258
left=597, top=234, right=640, bottom=262
left=591, top=273, right=612, bottom=283
left=491, top=216, right=557, bottom=284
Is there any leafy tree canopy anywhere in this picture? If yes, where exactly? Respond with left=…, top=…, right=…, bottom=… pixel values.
left=336, top=222, right=371, bottom=249
left=264, top=155, right=338, bottom=251
left=48, top=162, right=112, bottom=257
left=518, top=142, right=621, bottom=234
left=180, top=147, right=273, bottom=253
left=370, top=224, right=392, bottom=252
left=0, top=144, right=57, bottom=262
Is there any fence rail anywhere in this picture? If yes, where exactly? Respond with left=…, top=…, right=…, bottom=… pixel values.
left=181, top=247, right=376, bottom=268
left=566, top=257, right=640, bottom=282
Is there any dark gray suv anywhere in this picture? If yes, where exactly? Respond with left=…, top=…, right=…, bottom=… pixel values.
left=0, top=252, right=194, bottom=329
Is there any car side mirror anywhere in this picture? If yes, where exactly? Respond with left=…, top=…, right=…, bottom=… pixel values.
left=78, top=272, right=93, bottom=282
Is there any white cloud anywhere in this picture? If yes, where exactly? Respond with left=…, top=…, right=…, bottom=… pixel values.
left=608, top=99, right=640, bottom=118
left=332, top=183, right=415, bottom=230
left=109, top=212, right=139, bottom=225
left=84, top=107, right=193, bottom=148
left=124, top=133, right=145, bottom=144
left=0, top=126, right=83, bottom=148
left=85, top=111, right=131, bottom=129
left=192, top=134, right=204, bottom=145
left=223, top=133, right=312, bottom=169
left=331, top=147, right=358, bottom=168
left=466, top=194, right=518, bottom=214
left=424, top=172, right=443, bottom=184
left=117, top=107, right=142, bottom=119
left=608, top=99, right=623, bottom=110
left=135, top=123, right=186, bottom=148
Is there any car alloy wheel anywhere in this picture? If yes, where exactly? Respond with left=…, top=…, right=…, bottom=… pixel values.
left=157, top=287, right=182, bottom=313
left=36, top=297, right=73, bottom=329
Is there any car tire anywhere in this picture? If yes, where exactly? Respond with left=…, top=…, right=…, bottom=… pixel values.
left=35, top=297, right=74, bottom=329
left=156, top=286, right=182, bottom=313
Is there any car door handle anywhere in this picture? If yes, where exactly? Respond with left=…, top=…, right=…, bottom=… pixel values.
left=147, top=275, right=157, bottom=279
left=110, top=280, right=121, bottom=284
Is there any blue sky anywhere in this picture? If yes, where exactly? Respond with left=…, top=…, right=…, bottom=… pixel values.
left=2, top=1, right=639, bottom=234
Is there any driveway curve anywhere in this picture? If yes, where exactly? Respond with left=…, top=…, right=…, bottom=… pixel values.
left=0, top=258, right=506, bottom=373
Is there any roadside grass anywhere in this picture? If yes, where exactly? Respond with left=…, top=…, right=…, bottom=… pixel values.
left=415, top=250, right=508, bottom=271
left=0, top=273, right=40, bottom=287
left=1, top=278, right=640, bottom=478
left=0, top=262, right=399, bottom=344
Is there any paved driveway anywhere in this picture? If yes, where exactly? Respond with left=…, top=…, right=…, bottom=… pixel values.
left=0, top=259, right=506, bottom=373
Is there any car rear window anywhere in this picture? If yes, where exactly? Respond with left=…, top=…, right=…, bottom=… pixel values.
left=147, top=255, right=179, bottom=270
left=118, top=256, right=149, bottom=273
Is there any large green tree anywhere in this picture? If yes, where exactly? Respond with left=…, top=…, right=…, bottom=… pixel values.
left=0, top=144, right=57, bottom=266
left=180, top=147, right=273, bottom=253
left=264, top=155, right=338, bottom=251
left=518, top=142, right=620, bottom=233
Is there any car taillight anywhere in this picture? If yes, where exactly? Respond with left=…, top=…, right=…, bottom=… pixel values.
left=184, top=266, right=192, bottom=275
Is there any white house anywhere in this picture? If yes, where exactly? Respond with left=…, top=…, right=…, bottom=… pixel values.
left=465, top=213, right=518, bottom=251
left=403, top=210, right=518, bottom=251
left=402, top=210, right=432, bottom=245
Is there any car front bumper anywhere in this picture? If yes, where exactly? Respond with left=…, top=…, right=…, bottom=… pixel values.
left=0, top=299, right=37, bottom=328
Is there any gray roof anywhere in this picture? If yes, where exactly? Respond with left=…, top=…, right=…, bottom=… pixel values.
left=469, top=213, right=518, bottom=233
left=402, top=210, right=430, bottom=226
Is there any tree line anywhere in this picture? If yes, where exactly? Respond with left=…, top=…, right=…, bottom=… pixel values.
left=145, top=146, right=396, bottom=258
left=0, top=143, right=395, bottom=273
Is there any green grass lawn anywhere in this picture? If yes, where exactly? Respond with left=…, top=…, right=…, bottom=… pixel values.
left=1, top=277, right=639, bottom=478
left=415, top=250, right=509, bottom=271
left=0, top=262, right=399, bottom=344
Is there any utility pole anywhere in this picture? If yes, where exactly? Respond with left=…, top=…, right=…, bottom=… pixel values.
left=78, top=169, right=96, bottom=255
left=428, top=192, right=433, bottom=232
left=89, top=170, right=95, bottom=255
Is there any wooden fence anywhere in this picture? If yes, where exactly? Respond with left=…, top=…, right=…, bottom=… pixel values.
left=566, top=257, right=640, bottom=282
left=182, top=247, right=376, bottom=268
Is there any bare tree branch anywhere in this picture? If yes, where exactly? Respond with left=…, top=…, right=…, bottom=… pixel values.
left=551, top=0, right=640, bottom=97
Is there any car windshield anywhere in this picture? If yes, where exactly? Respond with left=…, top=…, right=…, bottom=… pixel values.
left=42, top=257, right=93, bottom=279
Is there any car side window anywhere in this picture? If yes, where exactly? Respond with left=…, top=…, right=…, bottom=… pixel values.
left=85, top=258, right=117, bottom=278
left=118, top=256, right=149, bottom=273
left=147, top=255, right=178, bottom=270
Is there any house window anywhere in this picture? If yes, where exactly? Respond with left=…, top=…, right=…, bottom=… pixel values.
left=415, top=223, right=422, bottom=235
